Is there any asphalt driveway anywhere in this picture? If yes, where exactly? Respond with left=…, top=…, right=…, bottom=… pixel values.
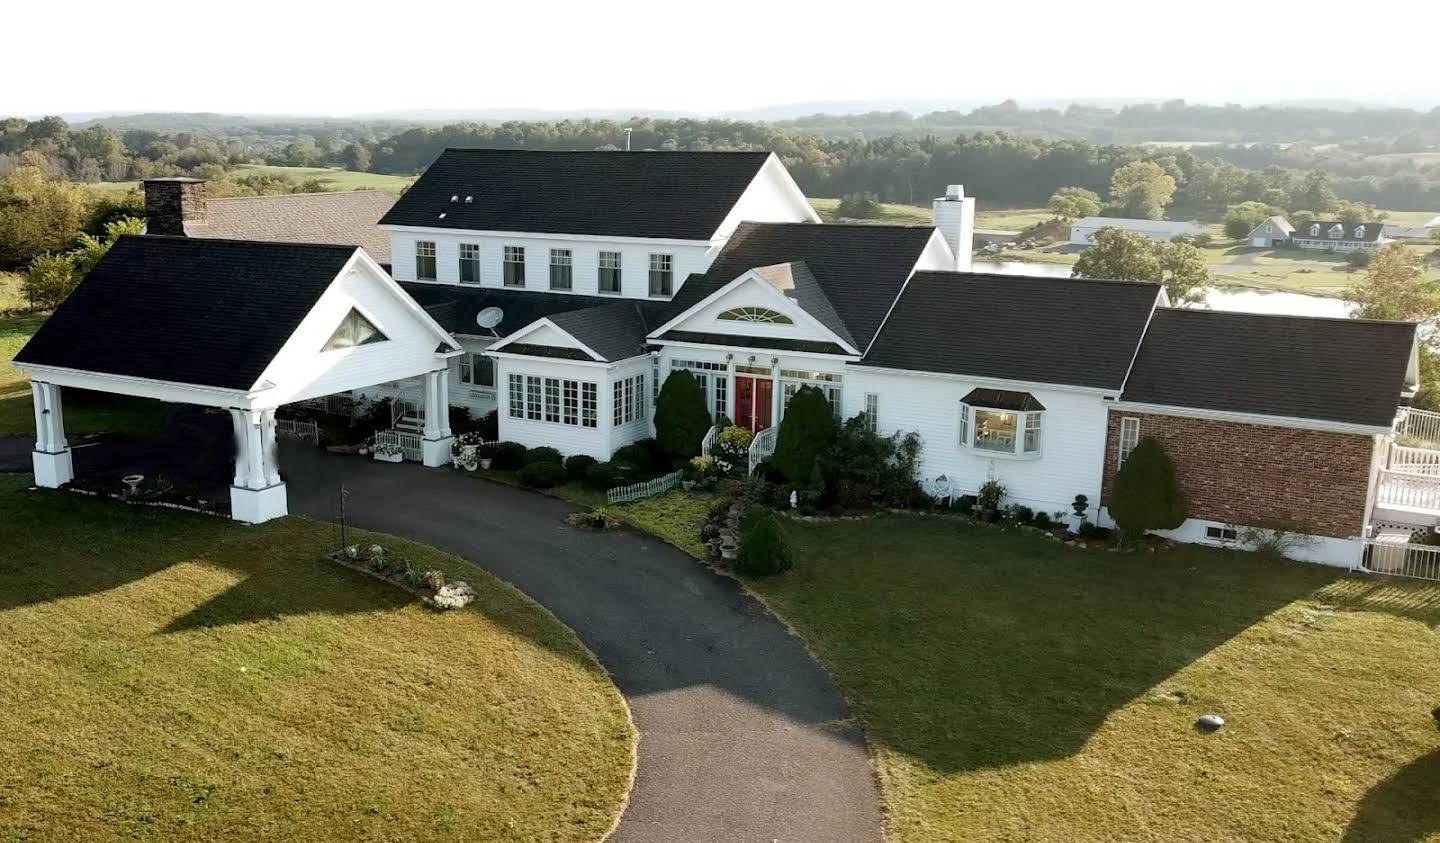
left=281, top=444, right=883, bottom=842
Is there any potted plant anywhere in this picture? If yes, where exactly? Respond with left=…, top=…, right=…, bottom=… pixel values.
left=371, top=440, right=404, bottom=463
left=451, top=432, right=485, bottom=471
left=477, top=442, right=498, bottom=470
left=1066, top=494, right=1089, bottom=533
left=977, top=479, right=1006, bottom=522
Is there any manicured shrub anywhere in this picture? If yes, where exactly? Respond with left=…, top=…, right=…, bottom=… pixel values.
left=449, top=406, right=477, bottom=435
left=517, top=461, right=565, bottom=488
left=477, top=410, right=499, bottom=441
left=811, top=415, right=924, bottom=510
left=1109, top=436, right=1186, bottom=538
left=653, top=371, right=712, bottom=459
left=955, top=494, right=977, bottom=514
left=772, top=385, right=836, bottom=483
left=523, top=446, right=564, bottom=466
left=735, top=511, right=793, bottom=577
left=565, top=454, right=598, bottom=481
left=613, top=440, right=668, bottom=473
left=586, top=460, right=638, bottom=491
left=491, top=441, right=528, bottom=471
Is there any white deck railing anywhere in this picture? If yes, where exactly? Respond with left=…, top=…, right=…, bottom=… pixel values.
left=748, top=426, right=778, bottom=475
left=1390, top=443, right=1440, bottom=475
left=1396, top=407, right=1440, bottom=446
left=373, top=429, right=423, bottom=462
left=1376, top=468, right=1440, bottom=512
left=1361, top=534, right=1440, bottom=581
left=607, top=469, right=684, bottom=505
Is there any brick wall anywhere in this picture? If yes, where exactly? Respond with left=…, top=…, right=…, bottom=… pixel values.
left=142, top=179, right=207, bottom=236
left=1100, top=410, right=1379, bottom=539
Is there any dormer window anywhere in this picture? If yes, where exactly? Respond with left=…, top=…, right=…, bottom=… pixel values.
left=1354, top=225, right=1366, bottom=239
left=718, top=306, right=794, bottom=325
left=1309, top=223, right=1320, bottom=237
left=1328, top=224, right=1343, bottom=239
left=957, top=388, right=1044, bottom=457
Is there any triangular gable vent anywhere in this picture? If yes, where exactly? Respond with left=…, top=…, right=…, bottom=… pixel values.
left=322, top=308, right=388, bottom=351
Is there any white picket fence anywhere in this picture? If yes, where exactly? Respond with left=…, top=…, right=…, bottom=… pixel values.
left=1361, top=534, right=1440, bottom=581
left=275, top=418, right=318, bottom=445
left=373, top=429, right=423, bottom=462
left=607, top=469, right=684, bottom=505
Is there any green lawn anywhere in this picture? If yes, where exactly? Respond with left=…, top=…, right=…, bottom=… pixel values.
left=1, top=315, right=166, bottom=437
left=0, top=475, right=635, bottom=841
left=745, top=515, right=1440, bottom=842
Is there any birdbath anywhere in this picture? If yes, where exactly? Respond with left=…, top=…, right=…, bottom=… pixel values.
left=121, top=474, right=144, bottom=497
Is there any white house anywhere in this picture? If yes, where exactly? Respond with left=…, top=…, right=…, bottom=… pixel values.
left=1069, top=216, right=1201, bottom=245
left=18, top=148, right=1429, bottom=573
left=1289, top=220, right=1391, bottom=253
left=1247, top=215, right=1294, bottom=248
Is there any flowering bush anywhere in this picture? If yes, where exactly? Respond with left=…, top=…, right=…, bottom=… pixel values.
left=371, top=440, right=403, bottom=458
left=712, top=426, right=753, bottom=476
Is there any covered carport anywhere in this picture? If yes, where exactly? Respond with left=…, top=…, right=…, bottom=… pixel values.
left=13, top=235, right=462, bottom=523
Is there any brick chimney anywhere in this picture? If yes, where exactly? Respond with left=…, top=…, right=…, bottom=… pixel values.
left=932, top=184, right=976, bottom=272
left=142, top=177, right=207, bottom=236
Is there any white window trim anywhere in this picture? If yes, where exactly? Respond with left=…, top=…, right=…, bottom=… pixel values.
left=1118, top=416, right=1141, bottom=468
left=957, top=401, right=1043, bottom=460
left=1204, top=524, right=1239, bottom=545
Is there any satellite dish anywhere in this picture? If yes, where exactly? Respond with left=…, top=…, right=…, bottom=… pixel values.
left=476, top=307, right=504, bottom=335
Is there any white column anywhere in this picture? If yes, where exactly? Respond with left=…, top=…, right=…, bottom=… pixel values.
left=725, top=358, right=737, bottom=423
left=245, top=412, right=266, bottom=490
left=420, top=368, right=454, bottom=467
left=230, top=408, right=251, bottom=488
left=770, top=364, right=782, bottom=429
left=30, top=382, right=73, bottom=487
left=260, top=409, right=281, bottom=487
left=437, top=369, right=453, bottom=438
left=422, top=371, right=442, bottom=439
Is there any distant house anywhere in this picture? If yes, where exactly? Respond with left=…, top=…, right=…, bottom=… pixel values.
left=1428, top=215, right=1440, bottom=230
left=143, top=178, right=397, bottom=266
left=1382, top=224, right=1434, bottom=240
left=1289, top=220, right=1390, bottom=253
left=1246, top=215, right=1294, bottom=248
left=1069, top=217, right=1201, bottom=245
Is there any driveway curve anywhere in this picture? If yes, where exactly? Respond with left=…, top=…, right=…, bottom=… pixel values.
left=282, top=444, right=883, bottom=843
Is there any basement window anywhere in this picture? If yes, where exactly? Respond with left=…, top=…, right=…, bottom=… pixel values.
left=1205, top=525, right=1239, bottom=544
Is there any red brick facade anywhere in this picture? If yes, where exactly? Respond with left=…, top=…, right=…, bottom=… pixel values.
left=1100, top=410, right=1381, bottom=539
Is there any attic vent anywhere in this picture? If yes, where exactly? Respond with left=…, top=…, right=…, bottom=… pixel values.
left=464, top=195, right=473, bottom=203
left=450, top=195, right=459, bottom=202
left=438, top=212, right=447, bottom=219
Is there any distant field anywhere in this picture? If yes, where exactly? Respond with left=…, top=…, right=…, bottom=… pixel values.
left=809, top=198, right=1051, bottom=231
left=82, top=165, right=412, bottom=195
left=1382, top=209, right=1439, bottom=227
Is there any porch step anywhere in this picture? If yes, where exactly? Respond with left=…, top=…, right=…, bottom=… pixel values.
left=394, top=417, right=423, bottom=434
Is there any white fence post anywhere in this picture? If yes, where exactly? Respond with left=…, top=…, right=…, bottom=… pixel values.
left=606, top=469, right=684, bottom=505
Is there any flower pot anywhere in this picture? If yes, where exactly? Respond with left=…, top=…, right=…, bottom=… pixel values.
left=979, top=508, right=997, bottom=523
left=373, top=451, right=403, bottom=463
left=1064, top=513, right=1086, bottom=534
left=479, top=458, right=492, bottom=470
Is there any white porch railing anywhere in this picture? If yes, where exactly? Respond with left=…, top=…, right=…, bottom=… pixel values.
left=1395, top=407, right=1440, bottom=446
left=748, top=426, right=778, bottom=475
left=275, top=418, right=319, bottom=445
left=1361, top=533, right=1440, bottom=581
left=1376, top=468, right=1440, bottom=512
left=700, top=425, right=721, bottom=455
left=300, top=393, right=355, bottom=417
left=1390, top=443, right=1440, bottom=475
left=374, top=429, right=423, bottom=463
left=607, top=469, right=684, bottom=505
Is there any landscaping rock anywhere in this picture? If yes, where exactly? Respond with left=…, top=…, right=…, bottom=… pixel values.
left=433, top=581, right=476, bottom=610
left=1197, top=714, right=1225, bottom=731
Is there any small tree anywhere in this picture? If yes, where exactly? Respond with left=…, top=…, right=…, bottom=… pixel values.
left=1109, top=437, right=1186, bottom=539
left=835, top=192, right=883, bottom=219
left=772, top=385, right=836, bottom=483
left=653, top=371, right=712, bottom=459
left=1046, top=186, right=1102, bottom=221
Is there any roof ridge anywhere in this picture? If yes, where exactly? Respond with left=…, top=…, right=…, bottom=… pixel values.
left=207, top=191, right=396, bottom=203
left=1156, top=305, right=1414, bottom=327
left=441, top=147, right=770, bottom=156
left=123, top=233, right=360, bottom=252
left=916, top=269, right=1161, bottom=289
left=738, top=220, right=933, bottom=231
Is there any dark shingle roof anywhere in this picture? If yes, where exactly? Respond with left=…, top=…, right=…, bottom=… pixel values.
left=547, top=303, right=653, bottom=362
left=749, top=261, right=856, bottom=349
left=962, top=388, right=1046, bottom=412
left=656, top=330, right=849, bottom=356
left=861, top=272, right=1163, bottom=390
left=1292, top=221, right=1385, bottom=242
left=378, top=148, right=772, bottom=240
left=496, top=344, right=598, bottom=361
left=700, top=222, right=937, bottom=349
left=1122, top=308, right=1416, bottom=427
left=15, top=236, right=357, bottom=390
left=182, top=191, right=396, bottom=263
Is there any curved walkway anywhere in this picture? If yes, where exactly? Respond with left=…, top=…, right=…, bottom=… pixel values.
left=282, top=444, right=883, bottom=842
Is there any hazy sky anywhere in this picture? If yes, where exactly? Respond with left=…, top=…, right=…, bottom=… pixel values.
left=6, top=0, right=1436, bottom=116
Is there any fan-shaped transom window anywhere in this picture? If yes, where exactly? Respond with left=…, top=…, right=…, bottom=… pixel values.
left=718, top=306, right=793, bottom=325
left=322, top=308, right=388, bottom=351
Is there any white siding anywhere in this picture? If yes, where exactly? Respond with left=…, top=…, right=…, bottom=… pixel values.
left=709, top=154, right=821, bottom=239
left=666, top=276, right=845, bottom=346
left=608, top=356, right=656, bottom=455
left=843, top=367, right=1111, bottom=516
left=390, top=229, right=715, bottom=301
left=495, top=356, right=612, bottom=459
left=255, top=258, right=454, bottom=406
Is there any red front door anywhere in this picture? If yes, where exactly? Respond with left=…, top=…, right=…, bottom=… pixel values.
left=734, top=376, right=774, bottom=433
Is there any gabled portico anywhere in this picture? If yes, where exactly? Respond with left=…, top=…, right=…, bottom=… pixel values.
left=13, top=235, right=462, bottom=523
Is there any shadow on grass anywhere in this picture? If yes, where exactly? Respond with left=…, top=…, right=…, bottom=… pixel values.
left=1344, top=747, right=1440, bottom=843
left=766, top=518, right=1340, bottom=774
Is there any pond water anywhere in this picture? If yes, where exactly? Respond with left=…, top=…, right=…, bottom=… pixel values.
left=978, top=260, right=1353, bottom=319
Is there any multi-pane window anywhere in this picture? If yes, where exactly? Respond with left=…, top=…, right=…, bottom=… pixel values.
left=508, top=374, right=524, bottom=418
left=581, top=383, right=598, bottom=428
left=544, top=378, right=561, bottom=423
left=1118, top=417, right=1141, bottom=467
left=779, top=370, right=843, bottom=424
left=648, top=253, right=674, bottom=296
left=718, top=307, right=792, bottom=324
left=415, top=241, right=437, bottom=280
left=563, top=380, right=579, bottom=425
left=549, top=248, right=573, bottom=290
left=525, top=376, right=543, bottom=420
left=458, top=243, right=480, bottom=284
left=598, top=251, right=622, bottom=294
left=959, top=396, right=1044, bottom=457
left=1023, top=412, right=1043, bottom=453
left=973, top=409, right=1019, bottom=452
left=864, top=393, right=879, bottom=434
left=612, top=374, right=644, bottom=426
left=458, top=353, right=494, bottom=388
left=1205, top=525, right=1239, bottom=543
left=958, top=403, right=970, bottom=445
left=503, top=246, right=525, bottom=287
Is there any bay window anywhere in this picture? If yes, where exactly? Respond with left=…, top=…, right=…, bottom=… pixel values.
left=958, top=388, right=1044, bottom=457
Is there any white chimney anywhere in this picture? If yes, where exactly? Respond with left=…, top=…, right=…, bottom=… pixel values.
left=932, top=184, right=976, bottom=272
